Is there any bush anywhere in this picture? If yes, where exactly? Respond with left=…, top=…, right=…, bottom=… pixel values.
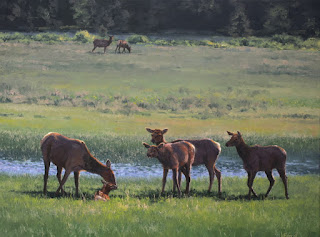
left=73, top=30, right=95, bottom=43
left=32, top=33, right=59, bottom=42
left=127, top=35, right=150, bottom=44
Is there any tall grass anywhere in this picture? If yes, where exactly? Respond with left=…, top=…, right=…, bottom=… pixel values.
left=0, top=175, right=319, bottom=236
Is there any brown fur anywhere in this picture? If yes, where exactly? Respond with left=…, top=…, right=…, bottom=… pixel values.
left=115, top=40, right=131, bottom=53
left=41, top=132, right=116, bottom=196
left=226, top=131, right=289, bottom=199
left=146, top=128, right=222, bottom=194
left=143, top=141, right=195, bottom=196
left=92, top=36, right=114, bottom=53
left=94, top=180, right=117, bottom=201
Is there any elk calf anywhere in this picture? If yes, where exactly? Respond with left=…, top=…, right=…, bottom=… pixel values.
left=92, top=36, right=114, bottom=53
left=226, top=131, right=289, bottom=199
left=146, top=128, right=222, bottom=194
left=41, top=132, right=117, bottom=196
left=115, top=40, right=131, bottom=53
left=94, top=180, right=117, bottom=201
left=143, top=141, right=195, bottom=196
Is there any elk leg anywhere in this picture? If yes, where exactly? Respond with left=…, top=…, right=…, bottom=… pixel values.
left=115, top=46, right=118, bottom=53
left=56, top=166, right=66, bottom=195
left=55, top=169, right=72, bottom=196
left=184, top=165, right=191, bottom=195
left=247, top=171, right=258, bottom=199
left=161, top=168, right=168, bottom=194
left=92, top=46, right=96, bottom=52
left=74, top=171, right=80, bottom=197
left=265, top=170, right=275, bottom=197
left=43, top=161, right=50, bottom=195
left=104, top=47, right=106, bottom=53
left=278, top=169, right=289, bottom=199
left=172, top=168, right=181, bottom=197
left=214, top=167, right=222, bottom=196
left=206, top=164, right=215, bottom=193
left=122, top=48, right=125, bottom=53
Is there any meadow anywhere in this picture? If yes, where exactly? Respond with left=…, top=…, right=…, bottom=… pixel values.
left=0, top=39, right=319, bottom=236
left=0, top=175, right=319, bottom=237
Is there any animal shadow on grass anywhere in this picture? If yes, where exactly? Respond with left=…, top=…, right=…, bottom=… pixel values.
left=18, top=190, right=95, bottom=200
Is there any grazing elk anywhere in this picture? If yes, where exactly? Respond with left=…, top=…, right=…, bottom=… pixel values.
left=226, top=131, right=289, bottom=199
left=94, top=180, right=117, bottom=201
left=92, top=35, right=114, bottom=53
left=146, top=128, right=222, bottom=194
left=142, top=141, right=195, bottom=196
left=41, top=132, right=117, bottom=196
left=115, top=40, right=131, bottom=53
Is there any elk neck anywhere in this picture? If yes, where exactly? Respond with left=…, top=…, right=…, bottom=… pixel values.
left=235, top=138, right=251, bottom=162
left=83, top=154, right=107, bottom=175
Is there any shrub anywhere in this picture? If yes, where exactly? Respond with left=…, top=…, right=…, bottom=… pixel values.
left=73, top=30, right=95, bottom=43
left=127, top=35, right=150, bottom=44
left=32, top=33, right=59, bottom=42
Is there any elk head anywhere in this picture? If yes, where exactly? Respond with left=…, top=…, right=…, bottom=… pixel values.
left=146, top=128, right=168, bottom=144
left=142, top=142, right=165, bottom=158
left=101, top=179, right=117, bottom=193
left=226, top=131, right=242, bottom=147
left=100, top=159, right=117, bottom=188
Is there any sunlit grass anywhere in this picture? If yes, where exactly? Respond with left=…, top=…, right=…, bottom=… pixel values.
left=0, top=175, right=318, bottom=236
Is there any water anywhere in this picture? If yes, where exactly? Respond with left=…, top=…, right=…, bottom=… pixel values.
left=0, top=157, right=318, bottom=178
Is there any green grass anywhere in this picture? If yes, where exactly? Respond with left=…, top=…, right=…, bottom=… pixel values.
left=0, top=175, right=319, bottom=236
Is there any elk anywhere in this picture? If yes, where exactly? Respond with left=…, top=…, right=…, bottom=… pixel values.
left=142, top=141, right=195, bottom=196
left=226, top=131, right=289, bottom=199
left=92, top=35, right=114, bottom=53
left=94, top=180, right=117, bottom=201
left=115, top=40, right=131, bottom=53
left=41, top=132, right=117, bottom=196
left=146, top=128, right=222, bottom=194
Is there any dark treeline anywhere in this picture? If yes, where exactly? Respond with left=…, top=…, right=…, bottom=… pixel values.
left=0, top=0, right=319, bottom=37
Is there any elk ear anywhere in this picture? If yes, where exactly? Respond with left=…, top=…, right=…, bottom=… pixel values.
left=227, top=131, right=233, bottom=136
left=143, top=142, right=150, bottom=148
left=158, top=143, right=165, bottom=149
left=106, top=159, right=111, bottom=168
left=237, top=131, right=242, bottom=137
left=146, top=128, right=154, bottom=133
left=162, top=128, right=168, bottom=134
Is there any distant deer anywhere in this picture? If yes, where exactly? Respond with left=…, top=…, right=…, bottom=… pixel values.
left=92, top=36, right=114, bottom=53
left=41, top=132, right=117, bottom=196
left=94, top=180, right=117, bottom=201
left=143, top=141, right=195, bottom=196
left=115, top=40, right=131, bottom=53
left=146, top=128, right=222, bottom=195
left=226, top=131, right=289, bottom=199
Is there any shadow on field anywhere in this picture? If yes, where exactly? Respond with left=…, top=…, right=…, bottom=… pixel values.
left=17, top=190, right=95, bottom=200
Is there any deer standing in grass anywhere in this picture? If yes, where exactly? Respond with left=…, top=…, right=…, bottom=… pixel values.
left=92, top=36, right=114, bottom=53
left=146, top=128, right=222, bottom=195
left=115, top=40, right=131, bottom=53
left=143, top=141, right=195, bottom=196
left=94, top=180, right=117, bottom=201
left=226, top=131, right=289, bottom=199
left=41, top=132, right=117, bottom=196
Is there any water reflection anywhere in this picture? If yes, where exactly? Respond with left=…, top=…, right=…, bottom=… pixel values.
left=0, top=157, right=318, bottom=178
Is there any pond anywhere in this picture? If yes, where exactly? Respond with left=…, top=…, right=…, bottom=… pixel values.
left=0, top=156, right=318, bottom=178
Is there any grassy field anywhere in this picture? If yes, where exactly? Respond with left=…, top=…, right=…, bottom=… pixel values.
left=0, top=175, right=319, bottom=236
left=0, top=42, right=319, bottom=162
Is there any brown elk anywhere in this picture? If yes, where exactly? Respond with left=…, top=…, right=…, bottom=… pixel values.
left=41, top=132, right=117, bottom=196
left=92, top=36, right=114, bottom=53
left=226, top=131, right=289, bottom=199
left=94, top=180, right=117, bottom=201
left=115, top=40, right=131, bottom=53
left=146, top=128, right=222, bottom=194
left=142, top=141, right=195, bottom=196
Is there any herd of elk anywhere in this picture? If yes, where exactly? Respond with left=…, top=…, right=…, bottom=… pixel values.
left=41, top=132, right=117, bottom=197
left=226, top=131, right=289, bottom=199
left=143, top=141, right=195, bottom=196
left=92, top=36, right=114, bottom=53
left=41, top=129, right=289, bottom=200
left=146, top=128, right=222, bottom=195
